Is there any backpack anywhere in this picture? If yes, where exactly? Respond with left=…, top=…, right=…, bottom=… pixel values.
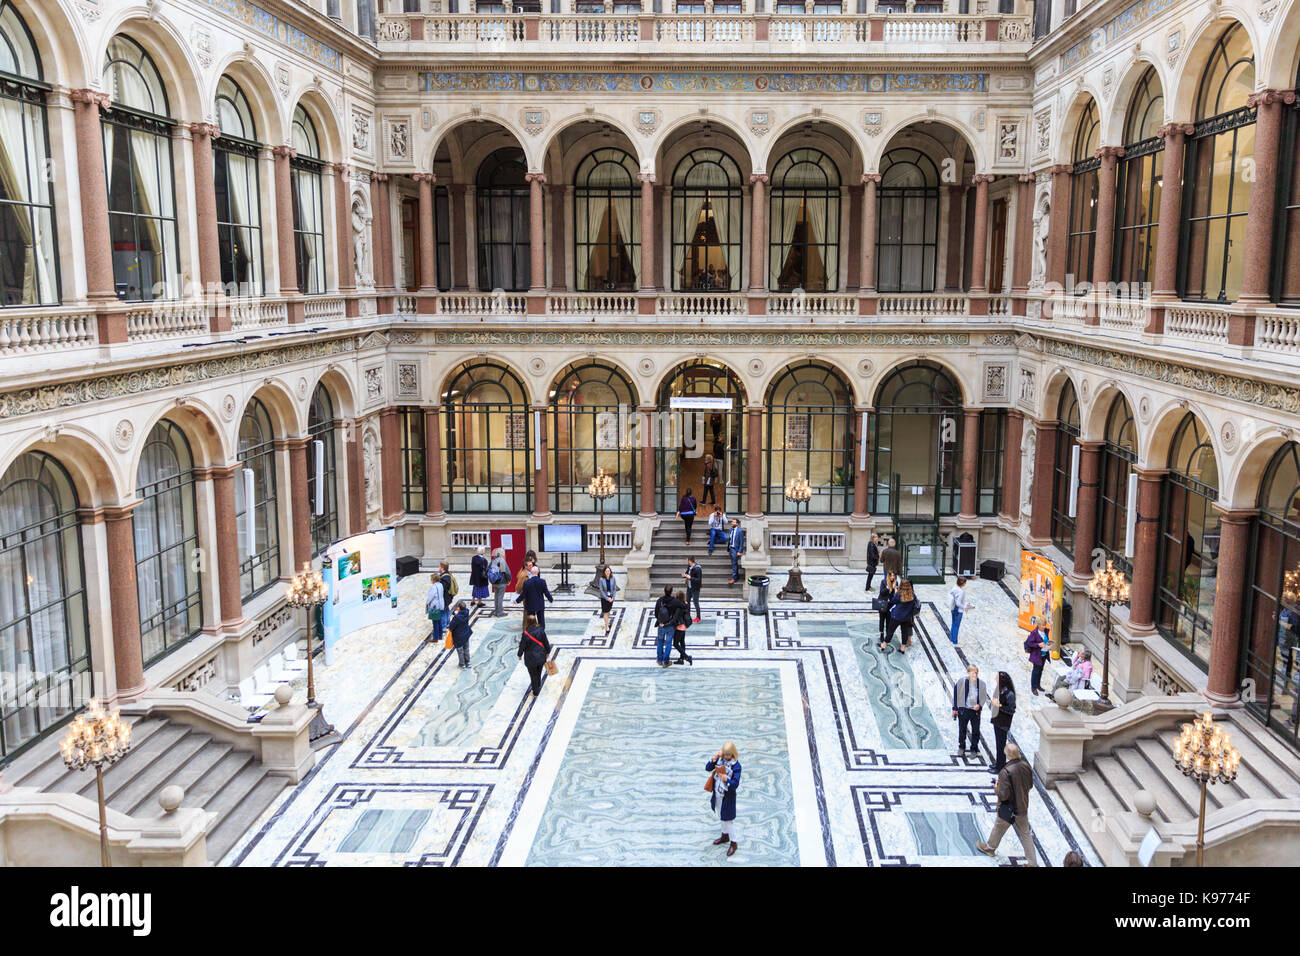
left=446, top=574, right=459, bottom=598
left=654, top=598, right=671, bottom=626
left=487, top=563, right=502, bottom=585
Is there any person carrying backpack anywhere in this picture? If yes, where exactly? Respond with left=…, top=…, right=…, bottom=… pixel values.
left=487, top=547, right=510, bottom=617
left=885, top=578, right=921, bottom=653
left=653, top=585, right=675, bottom=667
left=679, top=488, right=698, bottom=544
left=438, top=561, right=457, bottom=608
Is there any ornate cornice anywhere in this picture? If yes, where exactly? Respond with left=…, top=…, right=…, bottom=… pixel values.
left=417, top=70, right=990, bottom=95
left=429, top=329, right=971, bottom=348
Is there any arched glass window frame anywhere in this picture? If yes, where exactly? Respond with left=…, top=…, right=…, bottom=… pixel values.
left=401, top=407, right=426, bottom=513
left=670, top=147, right=744, bottom=292
left=574, top=147, right=641, bottom=292
left=290, top=104, right=326, bottom=295
left=101, top=34, right=179, bottom=303
left=475, top=147, right=530, bottom=292
left=434, top=183, right=452, bottom=291
left=1179, top=22, right=1257, bottom=304
left=769, top=147, right=840, bottom=292
left=1050, top=382, right=1081, bottom=558
left=978, top=407, right=1007, bottom=516
left=875, top=147, right=941, bottom=293
left=869, top=361, right=963, bottom=517
left=235, top=397, right=281, bottom=601
left=0, top=0, right=59, bottom=306
left=1097, top=394, right=1137, bottom=575
left=548, top=362, right=638, bottom=514
left=307, top=385, right=339, bottom=556
left=0, top=450, right=90, bottom=762
left=762, top=362, right=853, bottom=515
left=1270, top=59, right=1300, bottom=305
left=213, top=75, right=263, bottom=297
left=1113, top=68, right=1165, bottom=292
left=1154, top=412, right=1220, bottom=668
left=655, top=361, right=747, bottom=515
left=134, top=419, right=201, bottom=666
left=442, top=362, right=531, bottom=513
left=1066, top=101, right=1100, bottom=290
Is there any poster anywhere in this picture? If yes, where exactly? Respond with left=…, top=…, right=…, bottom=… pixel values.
left=322, top=527, right=398, bottom=664
left=1019, top=550, right=1064, bottom=659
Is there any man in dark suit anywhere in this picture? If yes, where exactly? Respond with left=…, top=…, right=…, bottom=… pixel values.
left=727, top=519, right=746, bottom=585
left=880, top=537, right=903, bottom=578
left=683, top=556, right=703, bottom=623
left=951, top=664, right=989, bottom=756
left=515, top=566, right=554, bottom=626
left=865, top=533, right=880, bottom=591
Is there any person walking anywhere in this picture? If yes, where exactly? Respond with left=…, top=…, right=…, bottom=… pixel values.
left=865, top=533, right=880, bottom=591
left=438, top=561, right=455, bottom=608
left=597, top=564, right=619, bottom=636
left=876, top=571, right=899, bottom=649
left=517, top=613, right=551, bottom=696
left=880, top=536, right=903, bottom=578
left=488, top=547, right=510, bottom=617
left=469, top=546, right=490, bottom=609
left=947, top=575, right=974, bottom=644
left=515, top=565, right=554, bottom=627
left=990, top=671, right=1017, bottom=774
left=448, top=601, right=473, bottom=668
left=701, top=454, right=719, bottom=506
left=885, top=577, right=920, bottom=653
left=726, top=518, right=746, bottom=585
left=653, top=585, right=677, bottom=668
left=977, top=743, right=1039, bottom=866
left=951, top=664, right=988, bottom=756
left=514, top=549, right=538, bottom=593
left=678, top=488, right=698, bottom=544
left=1024, top=618, right=1049, bottom=696
left=707, top=506, right=727, bottom=555
left=706, top=742, right=742, bottom=857
left=683, top=556, right=703, bottom=623
left=671, top=588, right=694, bottom=665
left=425, top=572, right=446, bottom=645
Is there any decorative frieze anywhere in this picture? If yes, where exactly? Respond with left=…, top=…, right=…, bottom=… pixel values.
left=431, top=330, right=972, bottom=348
left=201, top=0, right=342, bottom=72
left=420, top=71, right=987, bottom=94
left=251, top=604, right=294, bottom=649
left=173, top=655, right=219, bottom=693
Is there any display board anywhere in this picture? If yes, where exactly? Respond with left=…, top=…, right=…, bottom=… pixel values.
left=322, top=527, right=397, bottom=664
left=539, top=523, right=586, bottom=553
left=1018, top=550, right=1063, bottom=659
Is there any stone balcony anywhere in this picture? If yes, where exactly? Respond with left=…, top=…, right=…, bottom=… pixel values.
left=372, top=10, right=1033, bottom=56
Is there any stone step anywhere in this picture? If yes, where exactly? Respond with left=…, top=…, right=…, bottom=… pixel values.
left=205, top=770, right=287, bottom=863
left=1074, top=759, right=1128, bottom=823
left=9, top=715, right=169, bottom=792
left=106, top=730, right=212, bottom=814
left=184, top=749, right=259, bottom=809
left=122, top=738, right=237, bottom=818
left=45, top=720, right=188, bottom=800
left=1105, top=746, right=1188, bottom=824
left=1133, top=736, right=1226, bottom=812
left=1215, top=718, right=1300, bottom=796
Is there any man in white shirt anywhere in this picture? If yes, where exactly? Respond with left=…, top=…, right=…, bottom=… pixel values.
left=947, top=576, right=974, bottom=645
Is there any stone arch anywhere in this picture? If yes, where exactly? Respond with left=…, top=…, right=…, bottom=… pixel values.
left=429, top=114, right=532, bottom=180
left=1055, top=87, right=1106, bottom=165
left=655, top=358, right=750, bottom=407
left=290, top=86, right=344, bottom=161
left=128, top=399, right=230, bottom=489
left=1039, top=366, right=1080, bottom=422
left=1262, top=0, right=1300, bottom=90
left=308, top=366, right=361, bottom=421
left=237, top=380, right=302, bottom=445
left=542, top=113, right=644, bottom=177
left=1144, top=400, right=1217, bottom=472
left=651, top=113, right=756, bottom=176
left=5, top=0, right=88, bottom=89
left=545, top=355, right=642, bottom=406
left=1080, top=379, right=1139, bottom=444
left=1228, top=428, right=1299, bottom=510
left=761, top=114, right=864, bottom=179
left=871, top=114, right=986, bottom=174
left=437, top=355, right=536, bottom=406
left=1105, top=56, right=1171, bottom=146
left=759, top=356, right=864, bottom=408
left=98, top=11, right=204, bottom=124
left=868, top=356, right=968, bottom=408
left=1170, top=10, right=1260, bottom=123
left=0, top=427, right=125, bottom=509
left=209, top=53, right=282, bottom=142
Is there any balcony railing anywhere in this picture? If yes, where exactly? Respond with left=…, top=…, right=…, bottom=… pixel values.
left=877, top=293, right=969, bottom=316
left=1255, top=308, right=1300, bottom=355
left=767, top=292, right=859, bottom=317
left=435, top=292, right=527, bottom=315
left=229, top=299, right=289, bottom=331
left=655, top=292, right=747, bottom=316
left=1165, top=304, right=1230, bottom=345
left=0, top=307, right=97, bottom=354
left=125, top=302, right=208, bottom=342
left=547, top=293, right=638, bottom=316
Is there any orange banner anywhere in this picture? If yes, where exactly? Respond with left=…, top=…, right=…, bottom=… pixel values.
left=1018, top=550, right=1062, bottom=640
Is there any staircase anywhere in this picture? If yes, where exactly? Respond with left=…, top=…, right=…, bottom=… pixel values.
left=3, top=712, right=290, bottom=863
left=1049, top=704, right=1300, bottom=866
left=648, top=519, right=745, bottom=598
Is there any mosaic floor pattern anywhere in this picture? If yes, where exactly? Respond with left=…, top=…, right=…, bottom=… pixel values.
left=224, top=563, right=1101, bottom=867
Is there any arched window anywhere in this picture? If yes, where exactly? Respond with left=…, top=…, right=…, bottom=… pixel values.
left=656, top=362, right=746, bottom=514
left=1050, top=381, right=1081, bottom=558
left=475, top=148, right=529, bottom=292
left=400, top=408, right=426, bottom=513
left=1155, top=413, right=1220, bottom=666
left=1065, top=100, right=1100, bottom=288
left=1181, top=23, right=1255, bottom=303
left=307, top=385, right=338, bottom=555
left=764, top=363, right=853, bottom=514
left=876, top=148, right=940, bottom=293
left=671, top=148, right=742, bottom=292
left=1243, top=442, right=1300, bottom=745
left=1097, top=395, right=1136, bottom=574
left=1114, top=69, right=1164, bottom=291
left=102, top=35, right=178, bottom=301
left=575, top=148, right=640, bottom=292
left=236, top=398, right=280, bottom=600
left=0, top=2, right=58, bottom=305
left=870, top=362, right=963, bottom=518
left=549, top=363, right=637, bottom=513
left=291, top=105, right=326, bottom=295
left=214, top=76, right=262, bottom=296
left=134, top=420, right=200, bottom=665
left=434, top=183, right=451, bottom=291
left=978, top=409, right=1007, bottom=516
left=769, top=148, right=839, bottom=291
left=1272, top=61, right=1300, bottom=304
left=0, top=452, right=89, bottom=761
left=443, top=362, right=530, bottom=513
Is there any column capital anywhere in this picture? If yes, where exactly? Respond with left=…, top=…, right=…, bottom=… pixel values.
left=1157, top=122, right=1194, bottom=139
left=1246, top=88, right=1297, bottom=108
left=333, top=162, right=352, bottom=176
left=638, top=171, right=655, bottom=184
left=70, top=88, right=111, bottom=109
left=525, top=171, right=547, bottom=184
left=188, top=121, right=220, bottom=140
left=1095, top=145, right=1126, bottom=161
left=412, top=171, right=436, bottom=184
left=1017, top=173, right=1036, bottom=183
left=861, top=172, right=882, bottom=184
left=1046, top=163, right=1073, bottom=176
left=272, top=144, right=296, bottom=159
left=749, top=172, right=769, bottom=185
left=373, top=172, right=390, bottom=183
left=1212, top=504, right=1259, bottom=524
left=971, top=172, right=996, bottom=184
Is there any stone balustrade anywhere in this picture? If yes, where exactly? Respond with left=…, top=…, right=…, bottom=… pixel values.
left=228, top=299, right=289, bottom=331
left=766, top=292, right=859, bottom=317
left=1165, top=304, right=1231, bottom=344
left=124, top=301, right=208, bottom=342
left=1255, top=309, right=1300, bottom=355
left=876, top=293, right=969, bottom=316
left=435, top=292, right=527, bottom=315
left=546, top=293, right=638, bottom=316
left=0, top=307, right=97, bottom=354
left=303, top=296, right=348, bottom=322
left=655, top=292, right=748, bottom=316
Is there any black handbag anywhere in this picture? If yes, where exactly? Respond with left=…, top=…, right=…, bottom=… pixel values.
left=997, top=801, right=1016, bottom=824
left=871, top=597, right=887, bottom=612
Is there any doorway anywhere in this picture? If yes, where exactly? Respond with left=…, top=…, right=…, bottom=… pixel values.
left=656, top=361, right=746, bottom=514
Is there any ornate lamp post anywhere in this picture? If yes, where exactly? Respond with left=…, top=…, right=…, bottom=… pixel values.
left=1282, top=564, right=1300, bottom=606
left=287, top=561, right=340, bottom=748
left=60, top=699, right=132, bottom=867
left=1173, top=711, right=1241, bottom=867
left=588, top=467, right=617, bottom=571
left=777, top=472, right=813, bottom=602
left=1087, top=559, right=1129, bottom=702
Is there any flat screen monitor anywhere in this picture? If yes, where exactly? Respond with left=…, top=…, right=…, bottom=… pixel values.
left=539, top=523, right=586, bottom=554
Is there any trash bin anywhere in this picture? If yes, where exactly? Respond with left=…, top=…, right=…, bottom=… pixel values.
left=748, top=575, right=770, bottom=616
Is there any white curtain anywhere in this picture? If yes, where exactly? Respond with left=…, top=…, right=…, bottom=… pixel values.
left=805, top=195, right=828, bottom=290
left=134, top=437, right=192, bottom=662
left=128, top=129, right=170, bottom=297
left=296, top=169, right=324, bottom=293
left=225, top=152, right=256, bottom=292
left=613, top=191, right=639, bottom=287
left=0, top=98, right=55, bottom=304
left=674, top=190, right=707, bottom=288
left=577, top=193, right=605, bottom=290
left=772, top=194, right=802, bottom=288
left=718, top=192, right=741, bottom=290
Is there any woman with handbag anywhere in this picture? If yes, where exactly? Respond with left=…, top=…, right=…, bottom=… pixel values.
left=876, top=571, right=899, bottom=651
left=425, top=573, right=446, bottom=645
left=516, top=613, right=553, bottom=697
left=705, top=741, right=742, bottom=857
left=596, top=565, right=619, bottom=636
left=885, top=578, right=921, bottom=653
left=678, top=488, right=698, bottom=544
left=672, top=588, right=694, bottom=665
left=989, top=671, right=1017, bottom=774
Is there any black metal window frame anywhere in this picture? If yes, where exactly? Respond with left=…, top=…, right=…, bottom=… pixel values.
left=1050, top=382, right=1080, bottom=558
left=655, top=360, right=746, bottom=515
left=291, top=154, right=326, bottom=295
left=574, top=147, right=641, bottom=292
left=670, top=147, right=744, bottom=292
left=1112, top=68, right=1164, bottom=292
left=869, top=361, right=963, bottom=518
left=434, top=184, right=452, bottom=291
left=443, top=361, right=532, bottom=514
left=476, top=147, right=530, bottom=292
left=977, top=408, right=1006, bottom=516
left=1065, top=101, right=1100, bottom=289
left=401, top=407, right=427, bottom=513
left=236, top=397, right=281, bottom=601
left=307, top=385, right=339, bottom=556
left=1096, top=395, right=1136, bottom=576
left=134, top=419, right=202, bottom=667
left=769, top=147, right=840, bottom=292
left=0, top=451, right=90, bottom=765
left=549, top=362, right=638, bottom=514
left=1271, top=64, right=1300, bottom=306
left=876, top=147, right=940, bottom=293
left=213, top=77, right=262, bottom=297
left=763, top=362, right=853, bottom=514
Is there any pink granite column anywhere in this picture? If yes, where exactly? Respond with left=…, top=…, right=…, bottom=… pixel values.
left=852, top=408, right=870, bottom=518
left=639, top=172, right=656, bottom=295
left=1045, top=164, right=1073, bottom=290
left=334, top=164, right=358, bottom=316
left=969, top=175, right=993, bottom=295
left=532, top=405, right=551, bottom=518
left=1072, top=440, right=1103, bottom=577
left=372, top=173, right=395, bottom=312
left=746, top=406, right=763, bottom=516
left=1028, top=420, right=1057, bottom=543
left=1001, top=410, right=1024, bottom=521
left=272, top=145, right=304, bottom=322
left=1011, top=174, right=1035, bottom=315
left=210, top=465, right=245, bottom=629
left=415, top=173, right=438, bottom=306
left=71, top=90, right=121, bottom=341
left=189, top=122, right=223, bottom=302
left=100, top=504, right=145, bottom=699
left=423, top=406, right=445, bottom=518
left=285, top=437, right=312, bottom=569
left=548, top=183, right=567, bottom=290
left=1206, top=509, right=1255, bottom=702
left=860, top=173, right=881, bottom=294
left=749, top=173, right=768, bottom=305
left=449, top=184, right=469, bottom=289
left=526, top=171, right=547, bottom=293
left=959, top=407, right=981, bottom=519
left=346, top=418, right=365, bottom=533
left=379, top=408, right=401, bottom=521
left=1091, top=146, right=1124, bottom=293
left=639, top=405, right=656, bottom=516
left=945, top=184, right=966, bottom=291
left=1148, top=124, right=1192, bottom=333
left=1128, top=467, right=1166, bottom=630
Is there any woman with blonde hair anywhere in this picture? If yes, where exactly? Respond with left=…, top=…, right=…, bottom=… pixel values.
left=885, top=577, right=921, bottom=653
left=876, top=570, right=899, bottom=651
left=706, top=741, right=742, bottom=856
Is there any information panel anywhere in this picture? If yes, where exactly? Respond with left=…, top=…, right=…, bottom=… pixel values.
left=321, top=527, right=397, bottom=664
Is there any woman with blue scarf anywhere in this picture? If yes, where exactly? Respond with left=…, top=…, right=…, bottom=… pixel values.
left=706, top=741, right=742, bottom=857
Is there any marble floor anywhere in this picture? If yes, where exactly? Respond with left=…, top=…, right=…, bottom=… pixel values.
left=224, top=562, right=1101, bottom=867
